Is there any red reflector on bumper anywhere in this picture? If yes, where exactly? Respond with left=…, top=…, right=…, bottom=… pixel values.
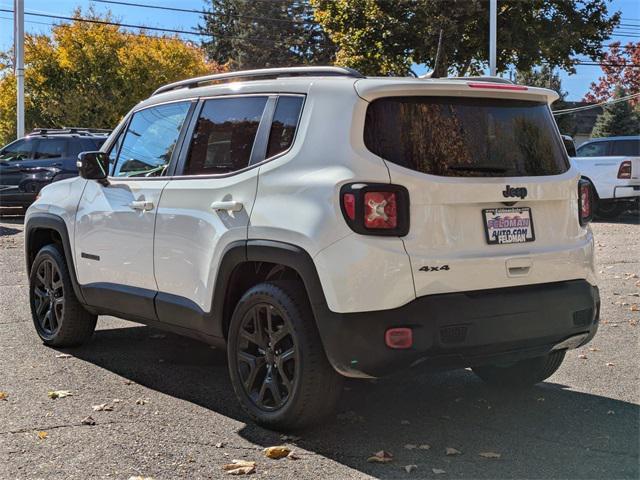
left=385, top=328, right=413, bottom=349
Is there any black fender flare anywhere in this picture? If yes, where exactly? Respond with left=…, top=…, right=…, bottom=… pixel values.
left=211, top=239, right=329, bottom=338
left=24, top=212, right=86, bottom=304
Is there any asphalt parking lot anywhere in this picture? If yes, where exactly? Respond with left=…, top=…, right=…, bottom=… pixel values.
left=1, top=210, right=638, bottom=479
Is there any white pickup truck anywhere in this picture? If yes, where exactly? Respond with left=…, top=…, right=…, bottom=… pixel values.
left=570, top=136, right=640, bottom=219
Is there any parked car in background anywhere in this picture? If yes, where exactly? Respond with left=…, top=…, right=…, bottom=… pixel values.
left=0, top=128, right=110, bottom=211
left=571, top=136, right=640, bottom=219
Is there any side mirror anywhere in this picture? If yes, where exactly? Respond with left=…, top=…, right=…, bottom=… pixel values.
left=77, top=151, right=109, bottom=181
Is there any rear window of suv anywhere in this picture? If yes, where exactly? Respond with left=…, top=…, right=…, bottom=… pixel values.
left=364, top=96, right=569, bottom=177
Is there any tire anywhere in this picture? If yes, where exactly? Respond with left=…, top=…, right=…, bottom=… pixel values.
left=29, top=244, right=97, bottom=347
left=472, top=351, right=566, bottom=388
left=595, top=199, right=625, bottom=220
left=227, top=280, right=343, bottom=430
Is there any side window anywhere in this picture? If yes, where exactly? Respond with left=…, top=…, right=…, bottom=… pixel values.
left=0, top=138, right=34, bottom=161
left=34, top=138, right=67, bottom=159
left=266, top=96, right=304, bottom=158
left=611, top=140, right=640, bottom=156
left=183, top=96, right=267, bottom=175
left=113, top=102, right=190, bottom=177
left=577, top=142, right=609, bottom=157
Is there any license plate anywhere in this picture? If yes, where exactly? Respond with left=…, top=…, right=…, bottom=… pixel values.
left=483, top=207, right=535, bottom=245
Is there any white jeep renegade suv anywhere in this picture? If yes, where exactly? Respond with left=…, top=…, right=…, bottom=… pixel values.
left=25, top=67, right=600, bottom=430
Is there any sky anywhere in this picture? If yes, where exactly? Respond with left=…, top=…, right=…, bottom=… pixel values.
left=0, top=0, right=639, bottom=101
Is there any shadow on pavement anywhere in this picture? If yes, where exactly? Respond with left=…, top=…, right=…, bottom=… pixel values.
left=68, top=324, right=639, bottom=479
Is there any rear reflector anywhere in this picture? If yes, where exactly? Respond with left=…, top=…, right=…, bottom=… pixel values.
left=617, top=160, right=632, bottom=179
left=467, top=82, right=528, bottom=91
left=385, top=328, right=413, bottom=349
left=342, top=193, right=356, bottom=220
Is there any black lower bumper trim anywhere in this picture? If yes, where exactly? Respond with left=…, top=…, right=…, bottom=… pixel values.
left=314, top=280, right=600, bottom=378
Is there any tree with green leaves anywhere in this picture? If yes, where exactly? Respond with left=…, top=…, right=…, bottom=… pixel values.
left=311, top=0, right=620, bottom=77
left=199, top=0, right=335, bottom=69
left=0, top=9, right=221, bottom=146
left=591, top=86, right=640, bottom=137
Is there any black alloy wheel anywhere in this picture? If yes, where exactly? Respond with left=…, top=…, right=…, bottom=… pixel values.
left=235, top=302, right=299, bottom=411
left=32, top=258, right=64, bottom=339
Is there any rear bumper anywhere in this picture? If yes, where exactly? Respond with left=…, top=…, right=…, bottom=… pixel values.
left=613, top=185, right=640, bottom=199
left=315, top=280, right=600, bottom=378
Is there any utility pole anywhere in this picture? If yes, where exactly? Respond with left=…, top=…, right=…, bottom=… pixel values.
left=489, top=0, right=497, bottom=76
left=14, top=0, right=25, bottom=139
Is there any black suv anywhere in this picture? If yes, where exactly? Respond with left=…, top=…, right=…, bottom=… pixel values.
left=0, top=128, right=109, bottom=211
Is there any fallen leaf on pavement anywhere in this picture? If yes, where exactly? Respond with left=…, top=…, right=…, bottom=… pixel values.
left=445, top=447, right=462, bottom=456
left=215, top=442, right=225, bottom=448
left=287, top=451, right=301, bottom=460
left=367, top=450, right=393, bottom=463
left=589, top=347, right=600, bottom=352
left=578, top=354, right=588, bottom=359
left=92, top=403, right=113, bottom=412
left=222, top=460, right=256, bottom=475
left=48, top=390, right=72, bottom=399
left=606, top=362, right=615, bottom=367
left=263, top=446, right=291, bottom=459
left=631, top=305, right=639, bottom=312
left=404, top=444, right=417, bottom=450
left=404, top=464, right=418, bottom=473
left=479, top=452, right=501, bottom=459
left=0, top=391, right=7, bottom=401
left=135, top=398, right=148, bottom=405
left=37, top=431, right=48, bottom=440
left=432, top=468, right=446, bottom=474
left=81, top=416, right=96, bottom=425
left=418, top=444, right=431, bottom=450
left=55, top=353, right=72, bottom=359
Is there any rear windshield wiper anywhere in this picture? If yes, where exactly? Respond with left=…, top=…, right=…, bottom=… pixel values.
left=447, top=164, right=509, bottom=173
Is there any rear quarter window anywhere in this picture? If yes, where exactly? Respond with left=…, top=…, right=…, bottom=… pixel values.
left=364, top=96, right=569, bottom=177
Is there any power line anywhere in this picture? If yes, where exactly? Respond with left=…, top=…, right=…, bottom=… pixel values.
left=552, top=93, right=640, bottom=116
left=90, top=0, right=309, bottom=25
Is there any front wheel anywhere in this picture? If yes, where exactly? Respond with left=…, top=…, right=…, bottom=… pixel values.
left=29, top=244, right=97, bottom=347
left=472, top=351, right=566, bottom=388
left=227, top=281, right=342, bottom=430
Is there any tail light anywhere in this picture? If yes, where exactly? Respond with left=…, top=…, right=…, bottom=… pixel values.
left=617, top=161, right=632, bottom=179
left=578, top=178, right=593, bottom=226
left=340, top=183, right=410, bottom=236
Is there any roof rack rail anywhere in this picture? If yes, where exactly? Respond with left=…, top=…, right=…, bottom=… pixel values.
left=153, top=66, right=365, bottom=96
left=29, top=127, right=112, bottom=136
left=447, top=76, right=515, bottom=85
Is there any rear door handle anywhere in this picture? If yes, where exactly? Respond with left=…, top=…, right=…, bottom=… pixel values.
left=210, top=200, right=243, bottom=212
left=128, top=200, right=154, bottom=211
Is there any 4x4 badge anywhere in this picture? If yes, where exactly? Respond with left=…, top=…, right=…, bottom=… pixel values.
left=502, top=185, right=528, bottom=199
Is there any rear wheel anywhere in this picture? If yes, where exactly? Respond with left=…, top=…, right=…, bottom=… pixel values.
left=227, top=281, right=342, bottom=430
left=472, top=351, right=566, bottom=387
left=29, top=244, right=97, bottom=347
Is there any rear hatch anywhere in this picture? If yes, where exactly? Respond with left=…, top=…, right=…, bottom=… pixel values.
left=356, top=80, right=590, bottom=297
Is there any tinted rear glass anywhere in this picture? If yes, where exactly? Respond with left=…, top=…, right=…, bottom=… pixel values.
left=364, top=97, right=569, bottom=177
left=611, top=140, right=640, bottom=156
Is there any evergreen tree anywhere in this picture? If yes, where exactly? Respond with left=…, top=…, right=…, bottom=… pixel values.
left=199, top=0, right=335, bottom=69
left=591, top=87, right=640, bottom=137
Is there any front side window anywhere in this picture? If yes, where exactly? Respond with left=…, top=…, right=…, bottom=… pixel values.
left=364, top=97, right=569, bottom=177
left=184, top=96, right=267, bottom=175
left=577, top=141, right=610, bottom=157
left=266, top=96, right=304, bottom=158
left=611, top=140, right=640, bottom=156
left=0, top=139, right=34, bottom=161
left=34, top=138, right=67, bottom=159
left=113, top=102, right=190, bottom=177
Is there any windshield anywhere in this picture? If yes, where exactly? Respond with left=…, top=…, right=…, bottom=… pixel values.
left=364, top=96, right=569, bottom=177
